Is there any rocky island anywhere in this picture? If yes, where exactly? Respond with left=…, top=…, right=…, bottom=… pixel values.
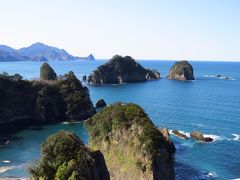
left=0, top=63, right=96, bottom=132
left=87, top=55, right=160, bottom=84
left=85, top=103, right=175, bottom=180
left=167, top=60, right=195, bottom=80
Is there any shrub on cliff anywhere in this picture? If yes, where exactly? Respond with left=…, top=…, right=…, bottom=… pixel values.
left=40, top=62, right=57, bottom=80
left=29, top=131, right=94, bottom=180
left=85, top=103, right=165, bottom=154
left=85, top=103, right=175, bottom=179
left=57, top=71, right=96, bottom=120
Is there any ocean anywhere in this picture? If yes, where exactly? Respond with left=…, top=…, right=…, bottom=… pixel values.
left=0, top=60, right=239, bottom=179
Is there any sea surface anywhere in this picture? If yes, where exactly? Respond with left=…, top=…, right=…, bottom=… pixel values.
left=0, top=60, right=239, bottom=179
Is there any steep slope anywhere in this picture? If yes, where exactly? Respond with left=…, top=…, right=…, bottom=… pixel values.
left=85, top=103, right=175, bottom=180
left=168, top=60, right=195, bottom=80
left=0, top=71, right=95, bottom=132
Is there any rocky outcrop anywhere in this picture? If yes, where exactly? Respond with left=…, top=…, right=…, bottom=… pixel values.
left=87, top=55, right=160, bottom=84
left=82, top=75, right=87, bottom=81
left=95, top=99, right=107, bottom=108
left=40, top=62, right=57, bottom=80
left=168, top=60, right=195, bottom=80
left=190, top=131, right=204, bottom=141
left=0, top=71, right=95, bottom=132
left=85, top=103, right=175, bottom=180
left=76, top=54, right=95, bottom=61
left=172, top=130, right=189, bottom=139
left=29, top=131, right=110, bottom=180
left=190, top=131, right=213, bottom=142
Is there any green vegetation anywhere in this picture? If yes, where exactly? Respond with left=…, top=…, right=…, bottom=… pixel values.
left=40, top=62, right=57, bottom=80
left=57, top=71, right=95, bottom=119
left=88, top=55, right=160, bottom=84
left=85, top=103, right=175, bottom=179
left=85, top=103, right=165, bottom=154
left=0, top=71, right=95, bottom=131
left=29, top=131, right=93, bottom=180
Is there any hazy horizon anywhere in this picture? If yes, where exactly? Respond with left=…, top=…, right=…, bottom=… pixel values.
left=0, top=0, right=240, bottom=61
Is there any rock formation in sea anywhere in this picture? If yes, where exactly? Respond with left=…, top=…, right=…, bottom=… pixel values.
left=95, top=99, right=107, bottom=108
left=87, top=55, right=160, bottom=84
left=167, top=60, right=195, bottom=80
left=29, top=130, right=110, bottom=180
left=190, top=131, right=213, bottom=142
left=0, top=71, right=95, bottom=132
left=82, top=75, right=87, bottom=81
left=76, top=54, right=95, bottom=61
left=40, top=62, right=57, bottom=80
left=172, top=130, right=189, bottom=139
left=85, top=103, right=175, bottom=180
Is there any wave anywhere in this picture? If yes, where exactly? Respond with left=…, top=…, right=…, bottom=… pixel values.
left=169, top=130, right=190, bottom=138
left=2, top=160, right=10, bottom=163
left=0, top=165, right=15, bottom=173
left=205, top=171, right=218, bottom=178
left=62, top=121, right=82, bottom=125
left=203, top=134, right=222, bottom=142
left=190, top=123, right=204, bottom=127
left=203, top=74, right=236, bottom=80
left=232, top=134, right=240, bottom=141
left=169, top=129, right=222, bottom=142
left=0, top=163, right=27, bottom=174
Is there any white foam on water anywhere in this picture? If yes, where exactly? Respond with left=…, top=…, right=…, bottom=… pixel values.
left=62, top=121, right=82, bottom=125
left=232, top=134, right=240, bottom=141
left=206, top=171, right=218, bottom=178
left=190, top=123, right=204, bottom=127
left=2, top=160, right=10, bottom=163
left=203, top=134, right=222, bottom=142
left=177, top=130, right=190, bottom=138
left=0, top=165, right=15, bottom=173
left=203, top=74, right=215, bottom=78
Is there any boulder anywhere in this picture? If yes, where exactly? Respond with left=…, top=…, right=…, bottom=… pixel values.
left=87, top=55, right=160, bottom=84
left=82, top=75, right=87, bottom=81
left=95, top=99, right=107, bottom=108
left=168, top=60, right=195, bottom=80
left=190, top=131, right=204, bottom=141
left=204, top=137, right=214, bottom=142
left=40, top=62, right=57, bottom=80
left=172, top=130, right=188, bottom=139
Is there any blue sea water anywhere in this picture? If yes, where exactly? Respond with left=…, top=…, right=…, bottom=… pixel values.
left=0, top=60, right=239, bottom=179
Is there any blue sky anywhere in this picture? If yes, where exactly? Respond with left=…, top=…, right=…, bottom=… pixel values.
left=0, top=0, right=240, bottom=61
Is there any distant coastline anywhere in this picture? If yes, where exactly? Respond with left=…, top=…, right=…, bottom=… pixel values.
left=0, top=42, right=95, bottom=62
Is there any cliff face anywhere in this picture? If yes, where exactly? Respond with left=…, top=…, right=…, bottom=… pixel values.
left=168, top=60, right=195, bottom=80
left=29, top=131, right=110, bottom=180
left=87, top=55, right=160, bottom=84
left=0, top=72, right=95, bottom=132
left=85, top=103, right=175, bottom=180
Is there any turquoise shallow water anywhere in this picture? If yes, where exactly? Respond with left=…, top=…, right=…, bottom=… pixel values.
left=0, top=60, right=240, bottom=179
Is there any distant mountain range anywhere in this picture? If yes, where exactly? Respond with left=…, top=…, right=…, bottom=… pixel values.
left=0, top=42, right=95, bottom=62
